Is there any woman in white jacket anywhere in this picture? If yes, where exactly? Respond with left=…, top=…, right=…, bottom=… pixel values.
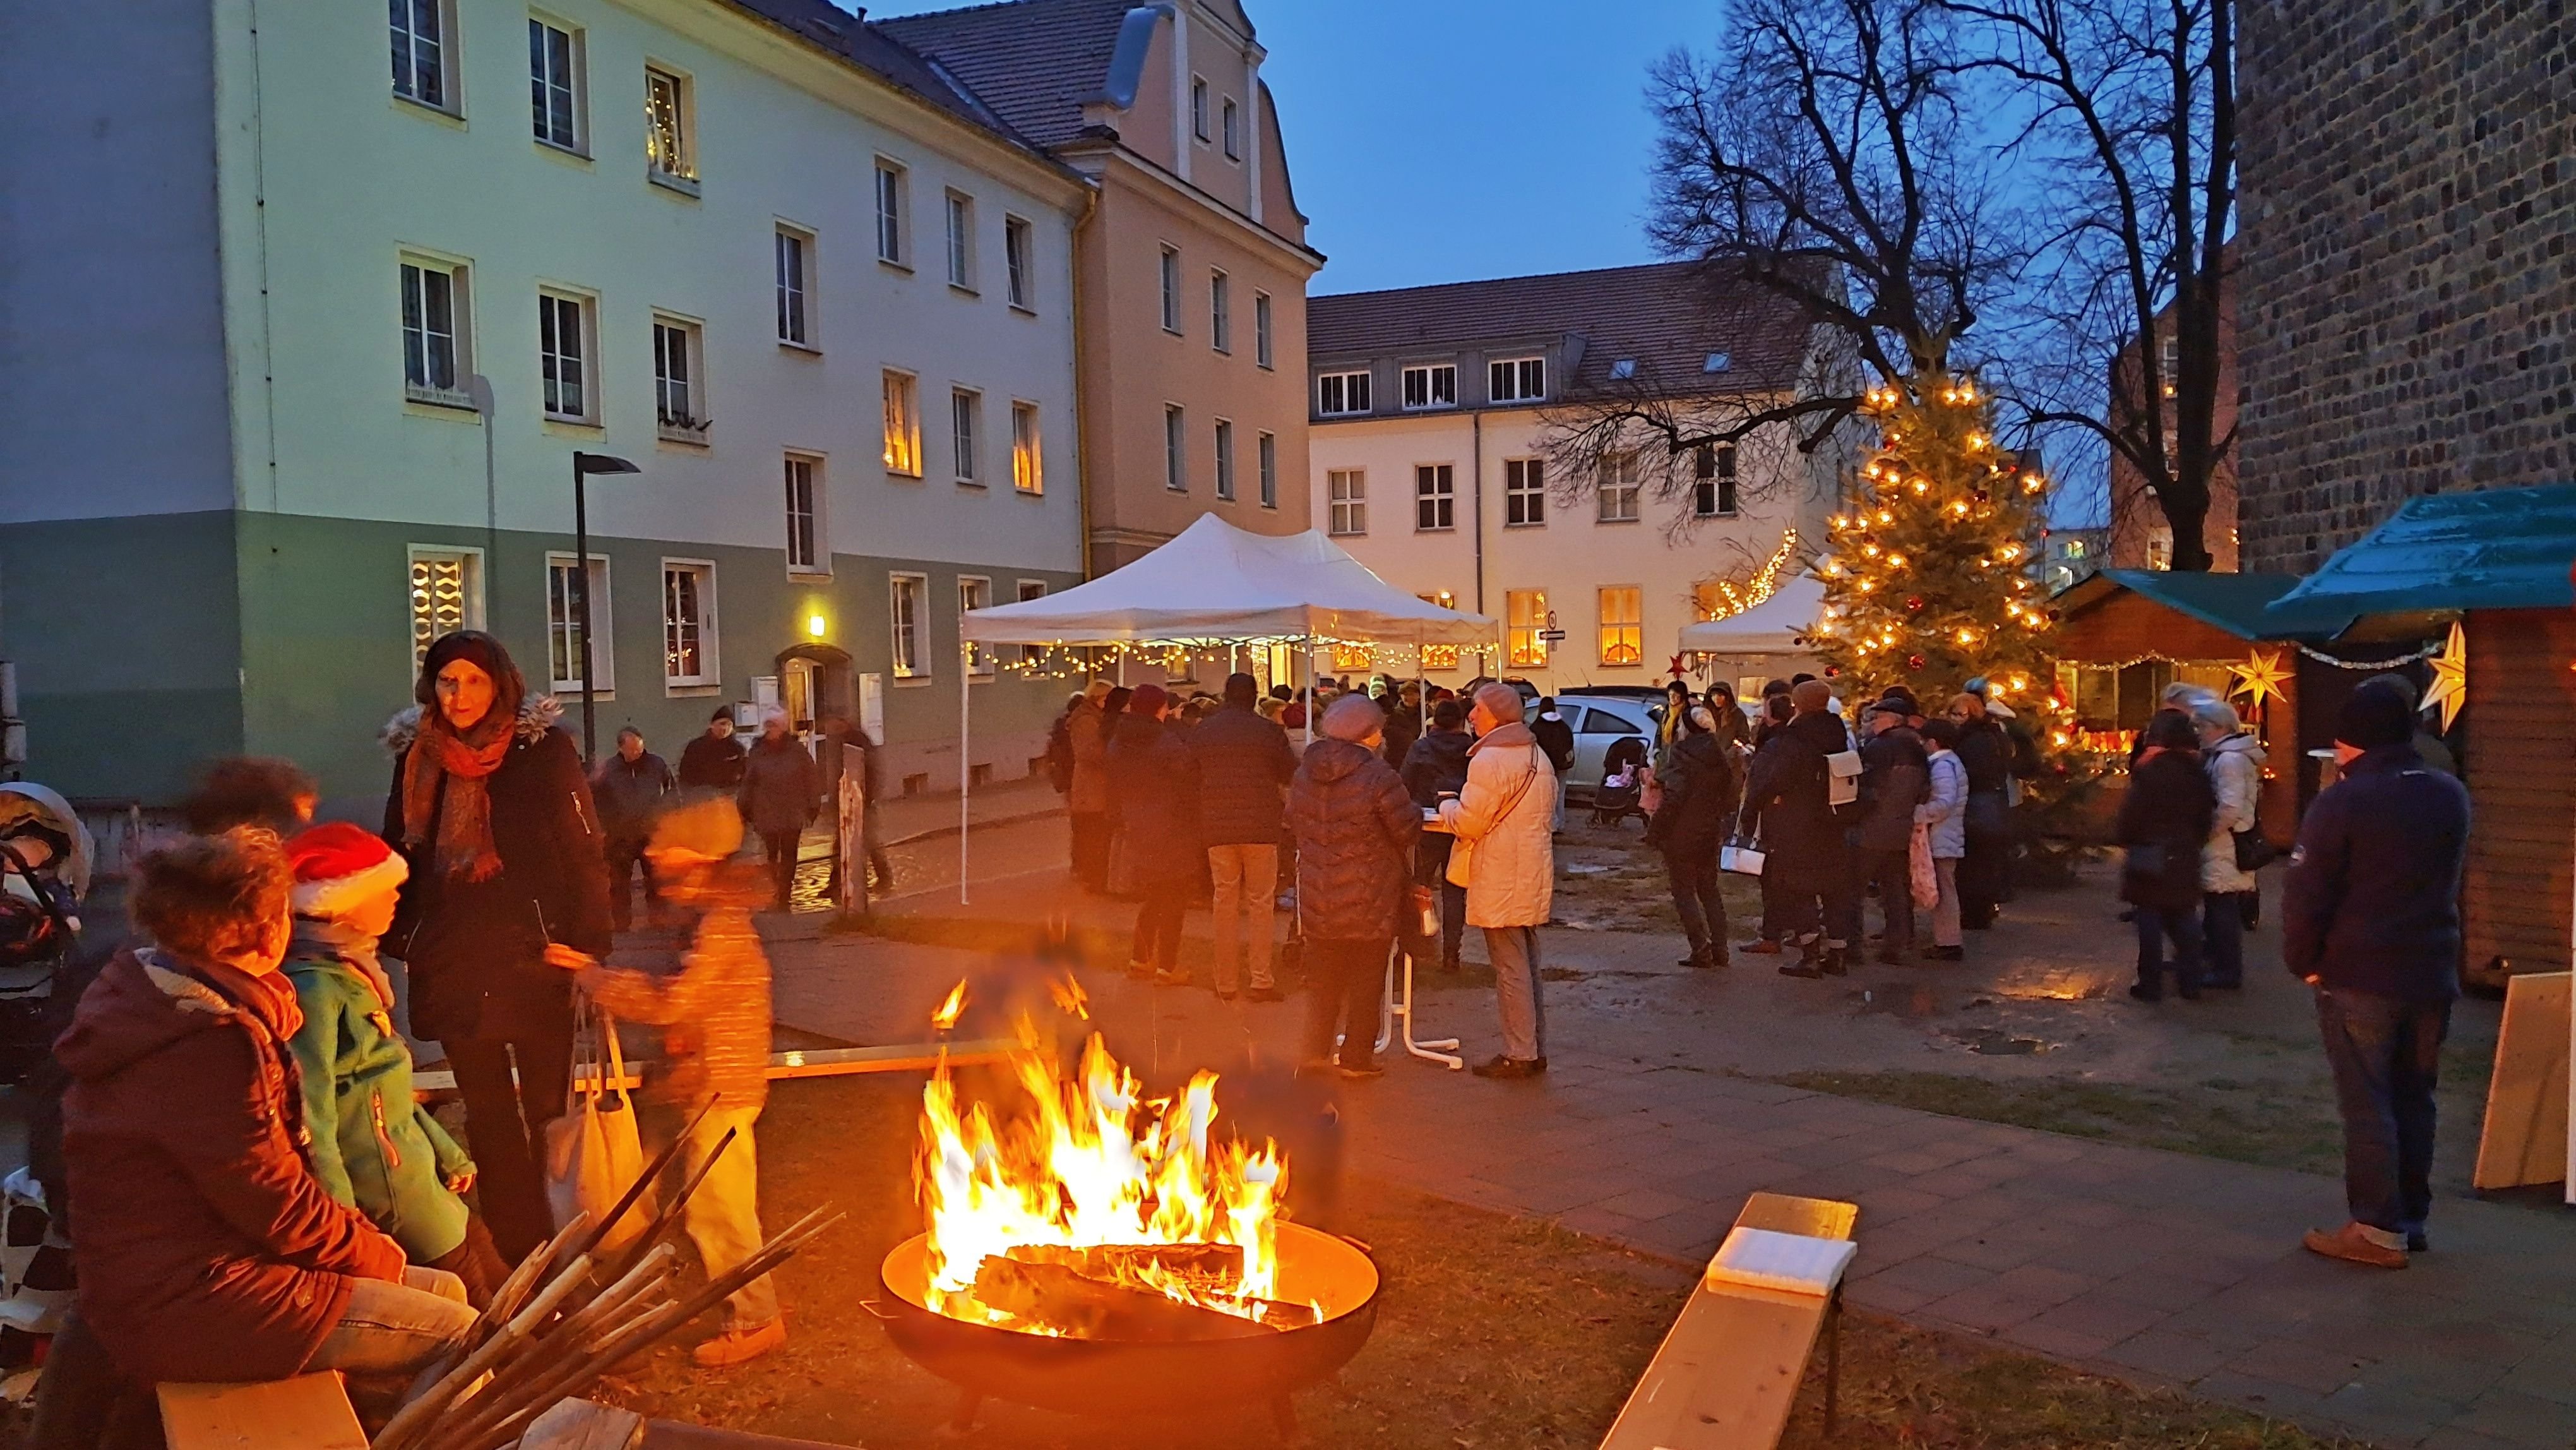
left=1915, top=717, right=1969, bottom=961
left=2191, top=698, right=2266, bottom=989
left=1438, top=683, right=1559, bottom=1079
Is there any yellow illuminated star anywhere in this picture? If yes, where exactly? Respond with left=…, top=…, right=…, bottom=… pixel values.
left=2420, top=621, right=2467, bottom=732
left=2228, top=648, right=2291, bottom=711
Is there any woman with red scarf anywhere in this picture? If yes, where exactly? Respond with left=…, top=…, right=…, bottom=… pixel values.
left=381, top=632, right=613, bottom=1261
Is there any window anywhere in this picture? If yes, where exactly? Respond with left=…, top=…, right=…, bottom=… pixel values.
left=1327, top=469, right=1366, bottom=536
left=528, top=19, right=581, bottom=151
left=1014, top=579, right=1047, bottom=662
left=1191, top=76, right=1210, bottom=141
left=882, top=371, right=920, bottom=475
left=652, top=316, right=705, bottom=441
left=875, top=159, right=907, bottom=265
left=951, top=388, right=982, bottom=483
left=1505, top=457, right=1545, bottom=527
left=1011, top=402, right=1042, bottom=493
left=400, top=258, right=470, bottom=405
left=1003, top=216, right=1033, bottom=309
left=945, top=191, right=975, bottom=291
left=2158, top=333, right=2179, bottom=398
left=1401, top=364, right=1457, bottom=410
left=1506, top=590, right=1549, bottom=669
left=774, top=227, right=812, bottom=347
left=889, top=573, right=927, bottom=679
left=1164, top=405, right=1186, bottom=491
left=1489, top=356, right=1545, bottom=403
left=1598, top=586, right=1643, bottom=666
left=1316, top=370, right=1371, bottom=416
left=407, top=548, right=483, bottom=664
left=643, top=67, right=693, bottom=188
left=545, top=554, right=613, bottom=693
left=1414, top=464, right=1455, bottom=531
left=1222, top=97, right=1241, bottom=160
left=959, top=577, right=994, bottom=677
left=1258, top=431, right=1277, bottom=509
left=1209, top=270, right=1231, bottom=353
left=2145, top=525, right=2174, bottom=571
left=662, top=561, right=717, bottom=687
left=1693, top=443, right=1738, bottom=517
left=783, top=454, right=825, bottom=572
left=1598, top=455, right=1642, bottom=522
left=538, top=291, right=592, bottom=422
left=1254, top=291, right=1273, bottom=368
left=391, top=0, right=449, bottom=110
left=1159, top=246, right=1181, bottom=333
left=1213, top=419, right=1236, bottom=501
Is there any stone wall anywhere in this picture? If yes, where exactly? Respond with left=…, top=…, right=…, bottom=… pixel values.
left=2235, top=1, right=2575, bottom=575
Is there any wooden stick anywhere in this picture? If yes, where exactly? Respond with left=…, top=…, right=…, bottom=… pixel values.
left=567, top=1098, right=717, bottom=1264
left=596, top=1125, right=739, bottom=1286
left=370, top=1252, right=595, bottom=1450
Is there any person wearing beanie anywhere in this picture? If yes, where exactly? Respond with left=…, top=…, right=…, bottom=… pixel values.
left=1189, top=674, right=1298, bottom=1002
left=1107, top=683, right=1202, bottom=983
left=1743, top=679, right=1860, bottom=977
left=281, top=823, right=511, bottom=1308
left=738, top=705, right=820, bottom=911
left=1438, top=683, right=1558, bottom=1077
left=1287, top=695, right=1422, bottom=1077
left=2286, top=680, right=2471, bottom=1270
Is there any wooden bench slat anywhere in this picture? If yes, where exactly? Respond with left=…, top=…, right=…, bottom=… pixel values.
left=158, top=1374, right=366, bottom=1450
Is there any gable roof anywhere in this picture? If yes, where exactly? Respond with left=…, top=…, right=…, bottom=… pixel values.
left=714, top=0, right=1071, bottom=166
left=2058, top=568, right=2351, bottom=640
left=1306, top=261, right=1820, bottom=397
left=873, top=0, right=1140, bottom=151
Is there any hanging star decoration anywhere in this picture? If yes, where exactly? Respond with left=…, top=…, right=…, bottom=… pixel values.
left=2228, top=648, right=2291, bottom=711
left=1668, top=654, right=1690, bottom=681
left=2419, top=621, right=2467, bottom=731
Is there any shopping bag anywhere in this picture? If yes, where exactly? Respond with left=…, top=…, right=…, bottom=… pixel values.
left=1908, top=822, right=1939, bottom=909
left=1720, top=839, right=1767, bottom=877
left=1397, top=883, right=1441, bottom=964
left=545, top=992, right=653, bottom=1258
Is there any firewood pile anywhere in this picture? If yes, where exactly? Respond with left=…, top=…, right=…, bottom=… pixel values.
left=967, top=1243, right=1314, bottom=1341
left=367, top=1120, right=837, bottom=1450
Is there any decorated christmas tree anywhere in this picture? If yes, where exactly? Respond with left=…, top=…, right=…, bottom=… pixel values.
left=1812, top=373, right=2055, bottom=714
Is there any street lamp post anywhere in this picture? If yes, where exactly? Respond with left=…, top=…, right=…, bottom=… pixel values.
left=571, top=451, right=640, bottom=763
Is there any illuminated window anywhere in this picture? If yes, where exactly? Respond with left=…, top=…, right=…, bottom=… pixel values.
left=2145, top=525, right=2174, bottom=571
left=1332, top=643, right=1372, bottom=673
left=1011, top=402, right=1042, bottom=493
left=1598, top=586, right=1643, bottom=666
left=1422, top=644, right=1461, bottom=671
left=662, top=560, right=717, bottom=687
left=882, top=371, right=920, bottom=475
left=408, top=548, right=482, bottom=664
left=889, top=573, right=926, bottom=678
left=644, top=68, right=693, bottom=186
left=1507, top=590, right=1549, bottom=669
left=959, top=576, right=993, bottom=678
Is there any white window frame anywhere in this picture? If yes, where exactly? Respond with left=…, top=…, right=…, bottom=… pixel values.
left=1693, top=443, right=1739, bottom=518
left=528, top=15, right=585, bottom=154
left=1209, top=269, right=1231, bottom=354
left=951, top=386, right=982, bottom=485
left=1598, top=455, right=1642, bottom=523
left=959, top=575, right=995, bottom=679
left=1506, top=589, right=1549, bottom=669
left=537, top=287, right=597, bottom=424
left=774, top=224, right=815, bottom=349
left=1316, top=369, right=1371, bottom=416
left=1013, top=579, right=1048, bottom=663
left=1254, top=291, right=1273, bottom=369
left=1164, top=404, right=1186, bottom=491
left=1222, top=95, right=1241, bottom=160
left=1489, top=355, right=1546, bottom=403
left=544, top=551, right=614, bottom=695
left=1400, top=363, right=1457, bottom=411
left=1327, top=469, right=1366, bottom=536
left=1159, top=244, right=1181, bottom=333
left=1011, top=401, right=1042, bottom=494
left=391, top=0, right=456, bottom=114
left=1191, top=76, right=1210, bottom=141
left=1213, top=418, right=1236, bottom=501
left=889, top=572, right=929, bottom=680
left=1414, top=464, right=1455, bottom=532
left=660, top=558, right=719, bottom=689
left=1003, top=215, right=1034, bottom=311
left=400, top=254, right=474, bottom=408
left=783, top=452, right=826, bottom=575
left=406, top=545, right=486, bottom=667
left=1505, top=457, right=1546, bottom=527
left=652, top=313, right=707, bottom=443
left=643, top=64, right=696, bottom=193
left=883, top=369, right=921, bottom=476
left=944, top=189, right=976, bottom=292
left=1258, top=430, right=1277, bottom=509
left=1597, top=585, right=1643, bottom=668
left=874, top=158, right=909, bottom=267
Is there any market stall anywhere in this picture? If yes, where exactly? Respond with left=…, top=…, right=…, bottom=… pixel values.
left=1675, top=573, right=1828, bottom=698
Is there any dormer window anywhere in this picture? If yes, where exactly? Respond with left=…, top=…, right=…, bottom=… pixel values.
left=1703, top=352, right=1732, bottom=373
left=1609, top=359, right=1637, bottom=380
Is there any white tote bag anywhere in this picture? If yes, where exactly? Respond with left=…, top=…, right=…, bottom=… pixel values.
left=545, top=992, right=653, bottom=1257
left=1720, top=839, right=1767, bottom=877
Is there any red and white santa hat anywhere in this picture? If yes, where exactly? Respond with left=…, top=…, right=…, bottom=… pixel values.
left=285, top=822, right=410, bottom=918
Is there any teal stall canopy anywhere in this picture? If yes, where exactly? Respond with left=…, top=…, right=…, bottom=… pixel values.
left=2266, top=482, right=2576, bottom=626
left=2065, top=568, right=2356, bottom=640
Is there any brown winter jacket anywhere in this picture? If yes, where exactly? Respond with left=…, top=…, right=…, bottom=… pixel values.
left=1066, top=701, right=1112, bottom=816
left=1287, top=740, right=1422, bottom=942
left=57, top=948, right=408, bottom=1384
left=575, top=866, right=772, bottom=1111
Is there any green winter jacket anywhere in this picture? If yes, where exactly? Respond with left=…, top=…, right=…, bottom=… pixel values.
left=282, top=921, right=475, bottom=1264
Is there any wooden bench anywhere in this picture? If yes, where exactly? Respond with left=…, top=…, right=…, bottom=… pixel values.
left=159, top=1374, right=367, bottom=1450
left=1596, top=1192, right=1861, bottom=1450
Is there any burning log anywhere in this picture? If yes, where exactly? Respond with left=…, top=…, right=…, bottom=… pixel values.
left=1004, top=1242, right=1244, bottom=1283
left=971, top=1256, right=1278, bottom=1342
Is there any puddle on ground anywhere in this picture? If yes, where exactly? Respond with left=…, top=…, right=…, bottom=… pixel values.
left=1943, top=1026, right=2052, bottom=1055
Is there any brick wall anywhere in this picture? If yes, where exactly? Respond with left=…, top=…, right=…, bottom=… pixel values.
left=2235, top=1, right=2575, bottom=575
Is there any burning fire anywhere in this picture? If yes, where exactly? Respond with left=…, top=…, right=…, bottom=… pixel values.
left=915, top=990, right=1297, bottom=1335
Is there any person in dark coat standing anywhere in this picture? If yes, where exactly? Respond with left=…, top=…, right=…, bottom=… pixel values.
left=383, top=631, right=612, bottom=1264
left=1947, top=693, right=2013, bottom=928
left=2118, top=709, right=2217, bottom=1002
left=1399, top=698, right=1474, bottom=973
left=1109, top=685, right=1202, bottom=984
left=677, top=708, right=748, bottom=791
left=1289, top=695, right=1422, bottom=1077
left=1380, top=683, right=1424, bottom=772
left=2286, top=683, right=2472, bottom=1269
left=593, top=726, right=675, bottom=931
left=1188, top=674, right=1298, bottom=1001
left=1643, top=704, right=1741, bottom=970
left=1739, top=692, right=1798, bottom=955
left=1851, top=700, right=1929, bottom=964
left=738, top=707, right=821, bottom=911
left=1742, top=680, right=1855, bottom=978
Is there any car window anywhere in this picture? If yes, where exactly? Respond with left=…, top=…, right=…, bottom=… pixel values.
left=1581, top=704, right=1646, bottom=735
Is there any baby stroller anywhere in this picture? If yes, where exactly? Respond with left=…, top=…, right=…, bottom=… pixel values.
left=1591, top=737, right=1650, bottom=829
left=0, top=784, right=91, bottom=1087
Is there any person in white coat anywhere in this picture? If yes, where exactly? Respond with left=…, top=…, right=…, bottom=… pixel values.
left=1915, top=717, right=1970, bottom=960
left=1438, top=683, right=1558, bottom=1079
left=2191, top=697, right=2267, bottom=989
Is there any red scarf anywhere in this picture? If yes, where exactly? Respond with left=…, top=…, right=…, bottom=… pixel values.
left=401, top=709, right=513, bottom=882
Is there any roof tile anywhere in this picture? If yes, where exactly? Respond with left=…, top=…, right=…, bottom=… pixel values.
left=874, top=0, right=1137, bottom=150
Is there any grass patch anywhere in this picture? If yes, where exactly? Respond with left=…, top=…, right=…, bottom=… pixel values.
left=1767, top=1070, right=2352, bottom=1174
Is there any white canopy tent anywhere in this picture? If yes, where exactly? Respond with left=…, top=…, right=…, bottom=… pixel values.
left=1676, top=573, right=1827, bottom=656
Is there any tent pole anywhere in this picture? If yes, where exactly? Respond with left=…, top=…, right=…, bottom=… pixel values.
left=1304, top=637, right=1316, bottom=748
left=958, top=645, right=970, bottom=905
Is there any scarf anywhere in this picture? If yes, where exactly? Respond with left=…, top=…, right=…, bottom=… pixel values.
left=402, top=707, right=513, bottom=882
left=140, top=945, right=306, bottom=1044
left=289, top=918, right=397, bottom=1009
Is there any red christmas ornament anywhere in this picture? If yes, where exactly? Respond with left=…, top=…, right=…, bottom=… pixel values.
left=1905, top=596, right=1924, bottom=612
left=1907, top=654, right=1927, bottom=671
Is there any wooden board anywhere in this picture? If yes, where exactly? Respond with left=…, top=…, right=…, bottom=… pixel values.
left=158, top=1374, right=365, bottom=1450
left=2474, top=971, right=2570, bottom=1190
left=414, top=1039, right=1014, bottom=1094
left=522, top=1399, right=646, bottom=1450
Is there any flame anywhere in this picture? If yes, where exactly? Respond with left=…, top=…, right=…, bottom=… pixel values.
left=917, top=1029, right=1292, bottom=1333
left=931, top=981, right=969, bottom=1032
left=1047, top=973, right=1091, bottom=1021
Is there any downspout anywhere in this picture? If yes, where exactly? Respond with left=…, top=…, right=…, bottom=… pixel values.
left=1070, top=179, right=1101, bottom=580
left=1471, top=410, right=1486, bottom=614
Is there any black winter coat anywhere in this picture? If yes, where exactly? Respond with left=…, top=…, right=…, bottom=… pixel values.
left=1381, top=705, right=1422, bottom=774
left=1645, top=731, right=1740, bottom=856
left=2116, top=748, right=2216, bottom=912
left=1188, top=704, right=1298, bottom=847
left=1853, top=725, right=1929, bottom=853
left=738, top=734, right=821, bottom=836
left=1531, top=712, right=1577, bottom=774
left=1400, top=728, right=1473, bottom=808
left=676, top=732, right=747, bottom=791
left=592, top=750, right=674, bottom=839
left=1955, top=719, right=2012, bottom=794
left=2282, top=745, right=2470, bottom=1000
left=1109, top=715, right=1203, bottom=887
left=1287, top=740, right=1421, bottom=942
left=1741, top=711, right=1849, bottom=890
left=383, top=710, right=614, bottom=1045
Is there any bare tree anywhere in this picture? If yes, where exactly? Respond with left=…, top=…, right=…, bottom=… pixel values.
left=1943, top=0, right=2236, bottom=570
left=1540, top=0, right=2021, bottom=521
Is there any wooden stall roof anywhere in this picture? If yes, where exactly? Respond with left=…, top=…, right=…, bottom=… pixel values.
left=2056, top=569, right=2335, bottom=644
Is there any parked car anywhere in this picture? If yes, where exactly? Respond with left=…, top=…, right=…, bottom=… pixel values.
left=1554, top=697, right=1655, bottom=804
